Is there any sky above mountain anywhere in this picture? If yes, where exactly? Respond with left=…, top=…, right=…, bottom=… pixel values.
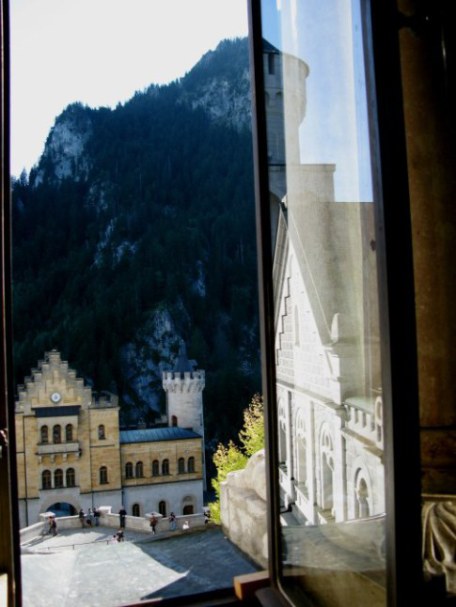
left=10, top=0, right=248, bottom=177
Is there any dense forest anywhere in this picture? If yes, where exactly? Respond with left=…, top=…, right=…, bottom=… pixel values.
left=11, top=38, right=260, bottom=449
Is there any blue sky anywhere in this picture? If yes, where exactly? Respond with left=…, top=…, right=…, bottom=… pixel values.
left=10, top=0, right=248, bottom=177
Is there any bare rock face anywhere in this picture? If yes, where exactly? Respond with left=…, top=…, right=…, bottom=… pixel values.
left=32, top=103, right=92, bottom=186
left=220, top=449, right=268, bottom=568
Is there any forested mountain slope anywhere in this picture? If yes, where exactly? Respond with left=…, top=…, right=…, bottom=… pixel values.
left=12, top=37, right=260, bottom=447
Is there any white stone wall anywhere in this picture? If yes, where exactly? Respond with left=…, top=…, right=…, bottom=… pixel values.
left=220, top=450, right=268, bottom=568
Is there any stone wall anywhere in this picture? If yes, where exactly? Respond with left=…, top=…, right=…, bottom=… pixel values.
left=220, top=449, right=268, bottom=568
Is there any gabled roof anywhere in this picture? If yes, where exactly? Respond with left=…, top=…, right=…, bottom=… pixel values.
left=119, top=427, right=201, bottom=444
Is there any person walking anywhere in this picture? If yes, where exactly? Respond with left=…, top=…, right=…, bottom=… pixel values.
left=119, top=506, right=127, bottom=529
left=94, top=506, right=101, bottom=526
left=50, top=516, right=57, bottom=536
left=150, top=514, right=158, bottom=535
left=78, top=508, right=85, bottom=528
left=169, top=512, right=176, bottom=531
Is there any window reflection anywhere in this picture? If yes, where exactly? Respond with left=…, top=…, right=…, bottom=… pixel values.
left=260, top=0, right=386, bottom=604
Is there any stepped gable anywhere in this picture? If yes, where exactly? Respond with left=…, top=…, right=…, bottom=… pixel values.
left=15, top=349, right=118, bottom=415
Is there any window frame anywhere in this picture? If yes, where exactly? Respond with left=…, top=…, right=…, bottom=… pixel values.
left=247, top=0, right=423, bottom=605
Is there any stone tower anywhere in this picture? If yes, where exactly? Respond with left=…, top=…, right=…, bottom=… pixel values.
left=162, top=342, right=205, bottom=438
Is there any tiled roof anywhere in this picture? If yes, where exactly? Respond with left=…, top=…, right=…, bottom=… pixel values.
left=120, top=427, right=201, bottom=444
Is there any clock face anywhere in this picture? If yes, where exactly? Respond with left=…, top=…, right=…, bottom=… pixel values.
left=50, top=392, right=61, bottom=403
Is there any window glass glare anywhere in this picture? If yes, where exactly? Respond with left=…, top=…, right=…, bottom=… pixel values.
left=260, top=0, right=386, bottom=604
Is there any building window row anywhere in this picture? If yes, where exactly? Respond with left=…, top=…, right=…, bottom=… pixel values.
left=124, top=456, right=195, bottom=479
left=40, top=423, right=75, bottom=445
left=41, top=468, right=76, bottom=489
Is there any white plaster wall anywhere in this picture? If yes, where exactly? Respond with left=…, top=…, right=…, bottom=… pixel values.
left=122, top=479, right=204, bottom=517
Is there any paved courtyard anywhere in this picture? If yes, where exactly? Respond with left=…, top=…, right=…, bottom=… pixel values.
left=21, top=525, right=258, bottom=607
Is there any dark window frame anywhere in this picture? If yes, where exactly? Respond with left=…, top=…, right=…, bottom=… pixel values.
left=247, top=0, right=423, bottom=604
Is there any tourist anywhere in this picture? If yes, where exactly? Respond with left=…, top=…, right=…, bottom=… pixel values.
left=150, top=514, right=158, bottom=535
left=78, top=508, right=85, bottom=528
left=86, top=508, right=94, bottom=527
left=119, top=506, right=127, bottom=529
left=50, top=516, right=57, bottom=536
left=169, top=512, right=176, bottom=531
left=114, top=529, right=124, bottom=542
left=204, top=510, right=210, bottom=525
left=94, top=506, right=101, bottom=526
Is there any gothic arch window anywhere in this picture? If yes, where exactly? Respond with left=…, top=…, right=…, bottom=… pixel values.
left=278, top=399, right=287, bottom=466
left=42, top=470, right=51, bottom=489
left=65, top=423, right=73, bottom=442
left=178, top=457, right=185, bottom=474
left=355, top=475, right=370, bottom=519
left=132, top=503, right=140, bottom=517
left=135, top=461, right=144, bottom=477
left=98, top=424, right=105, bottom=440
left=40, top=425, right=48, bottom=444
left=320, top=428, right=334, bottom=514
left=54, top=469, right=63, bottom=488
left=66, top=467, right=75, bottom=487
left=152, top=460, right=159, bottom=476
left=162, top=459, right=170, bottom=475
left=53, top=424, right=61, bottom=444
left=99, top=466, right=108, bottom=484
left=295, top=412, right=307, bottom=489
left=188, top=456, right=195, bottom=473
left=158, top=501, right=167, bottom=517
left=171, top=415, right=178, bottom=427
left=125, top=462, right=133, bottom=479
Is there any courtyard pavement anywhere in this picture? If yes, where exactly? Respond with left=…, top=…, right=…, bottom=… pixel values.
left=20, top=525, right=258, bottom=607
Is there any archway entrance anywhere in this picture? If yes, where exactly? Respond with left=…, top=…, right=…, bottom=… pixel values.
left=45, top=502, right=77, bottom=517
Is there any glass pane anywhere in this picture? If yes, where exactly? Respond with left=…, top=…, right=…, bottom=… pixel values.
left=259, top=1, right=386, bottom=604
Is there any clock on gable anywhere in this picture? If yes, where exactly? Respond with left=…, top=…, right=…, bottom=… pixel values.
left=50, top=392, right=61, bottom=404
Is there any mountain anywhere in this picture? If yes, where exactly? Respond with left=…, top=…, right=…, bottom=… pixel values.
left=11, top=37, right=260, bottom=447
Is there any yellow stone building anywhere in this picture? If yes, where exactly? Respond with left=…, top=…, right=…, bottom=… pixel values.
left=15, top=350, right=205, bottom=527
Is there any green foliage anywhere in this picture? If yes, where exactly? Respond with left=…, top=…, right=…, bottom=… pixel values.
left=239, top=393, right=265, bottom=456
left=210, top=394, right=264, bottom=523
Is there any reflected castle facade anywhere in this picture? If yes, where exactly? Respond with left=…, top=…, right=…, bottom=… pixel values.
left=264, top=41, right=385, bottom=525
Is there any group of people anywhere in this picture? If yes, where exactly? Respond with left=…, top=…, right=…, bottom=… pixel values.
left=78, top=506, right=101, bottom=528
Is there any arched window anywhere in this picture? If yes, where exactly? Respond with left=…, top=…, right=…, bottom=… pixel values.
left=99, top=466, right=108, bottom=484
left=98, top=424, right=105, bottom=440
left=125, top=462, right=133, bottom=479
left=183, top=504, right=194, bottom=515
left=355, top=474, right=370, bottom=519
left=53, top=424, right=61, bottom=444
left=54, top=469, right=63, bottom=488
left=66, top=467, right=75, bottom=487
left=158, top=501, right=167, bottom=517
left=40, top=425, right=49, bottom=444
left=42, top=470, right=51, bottom=489
left=171, top=415, right=178, bottom=427
left=152, top=460, right=159, bottom=476
left=178, top=457, right=185, bottom=474
left=65, top=423, right=73, bottom=442
left=162, top=459, right=169, bottom=475
left=320, top=429, right=334, bottom=515
left=135, top=461, right=143, bottom=477
left=132, top=503, right=140, bottom=517
left=188, top=457, right=195, bottom=473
